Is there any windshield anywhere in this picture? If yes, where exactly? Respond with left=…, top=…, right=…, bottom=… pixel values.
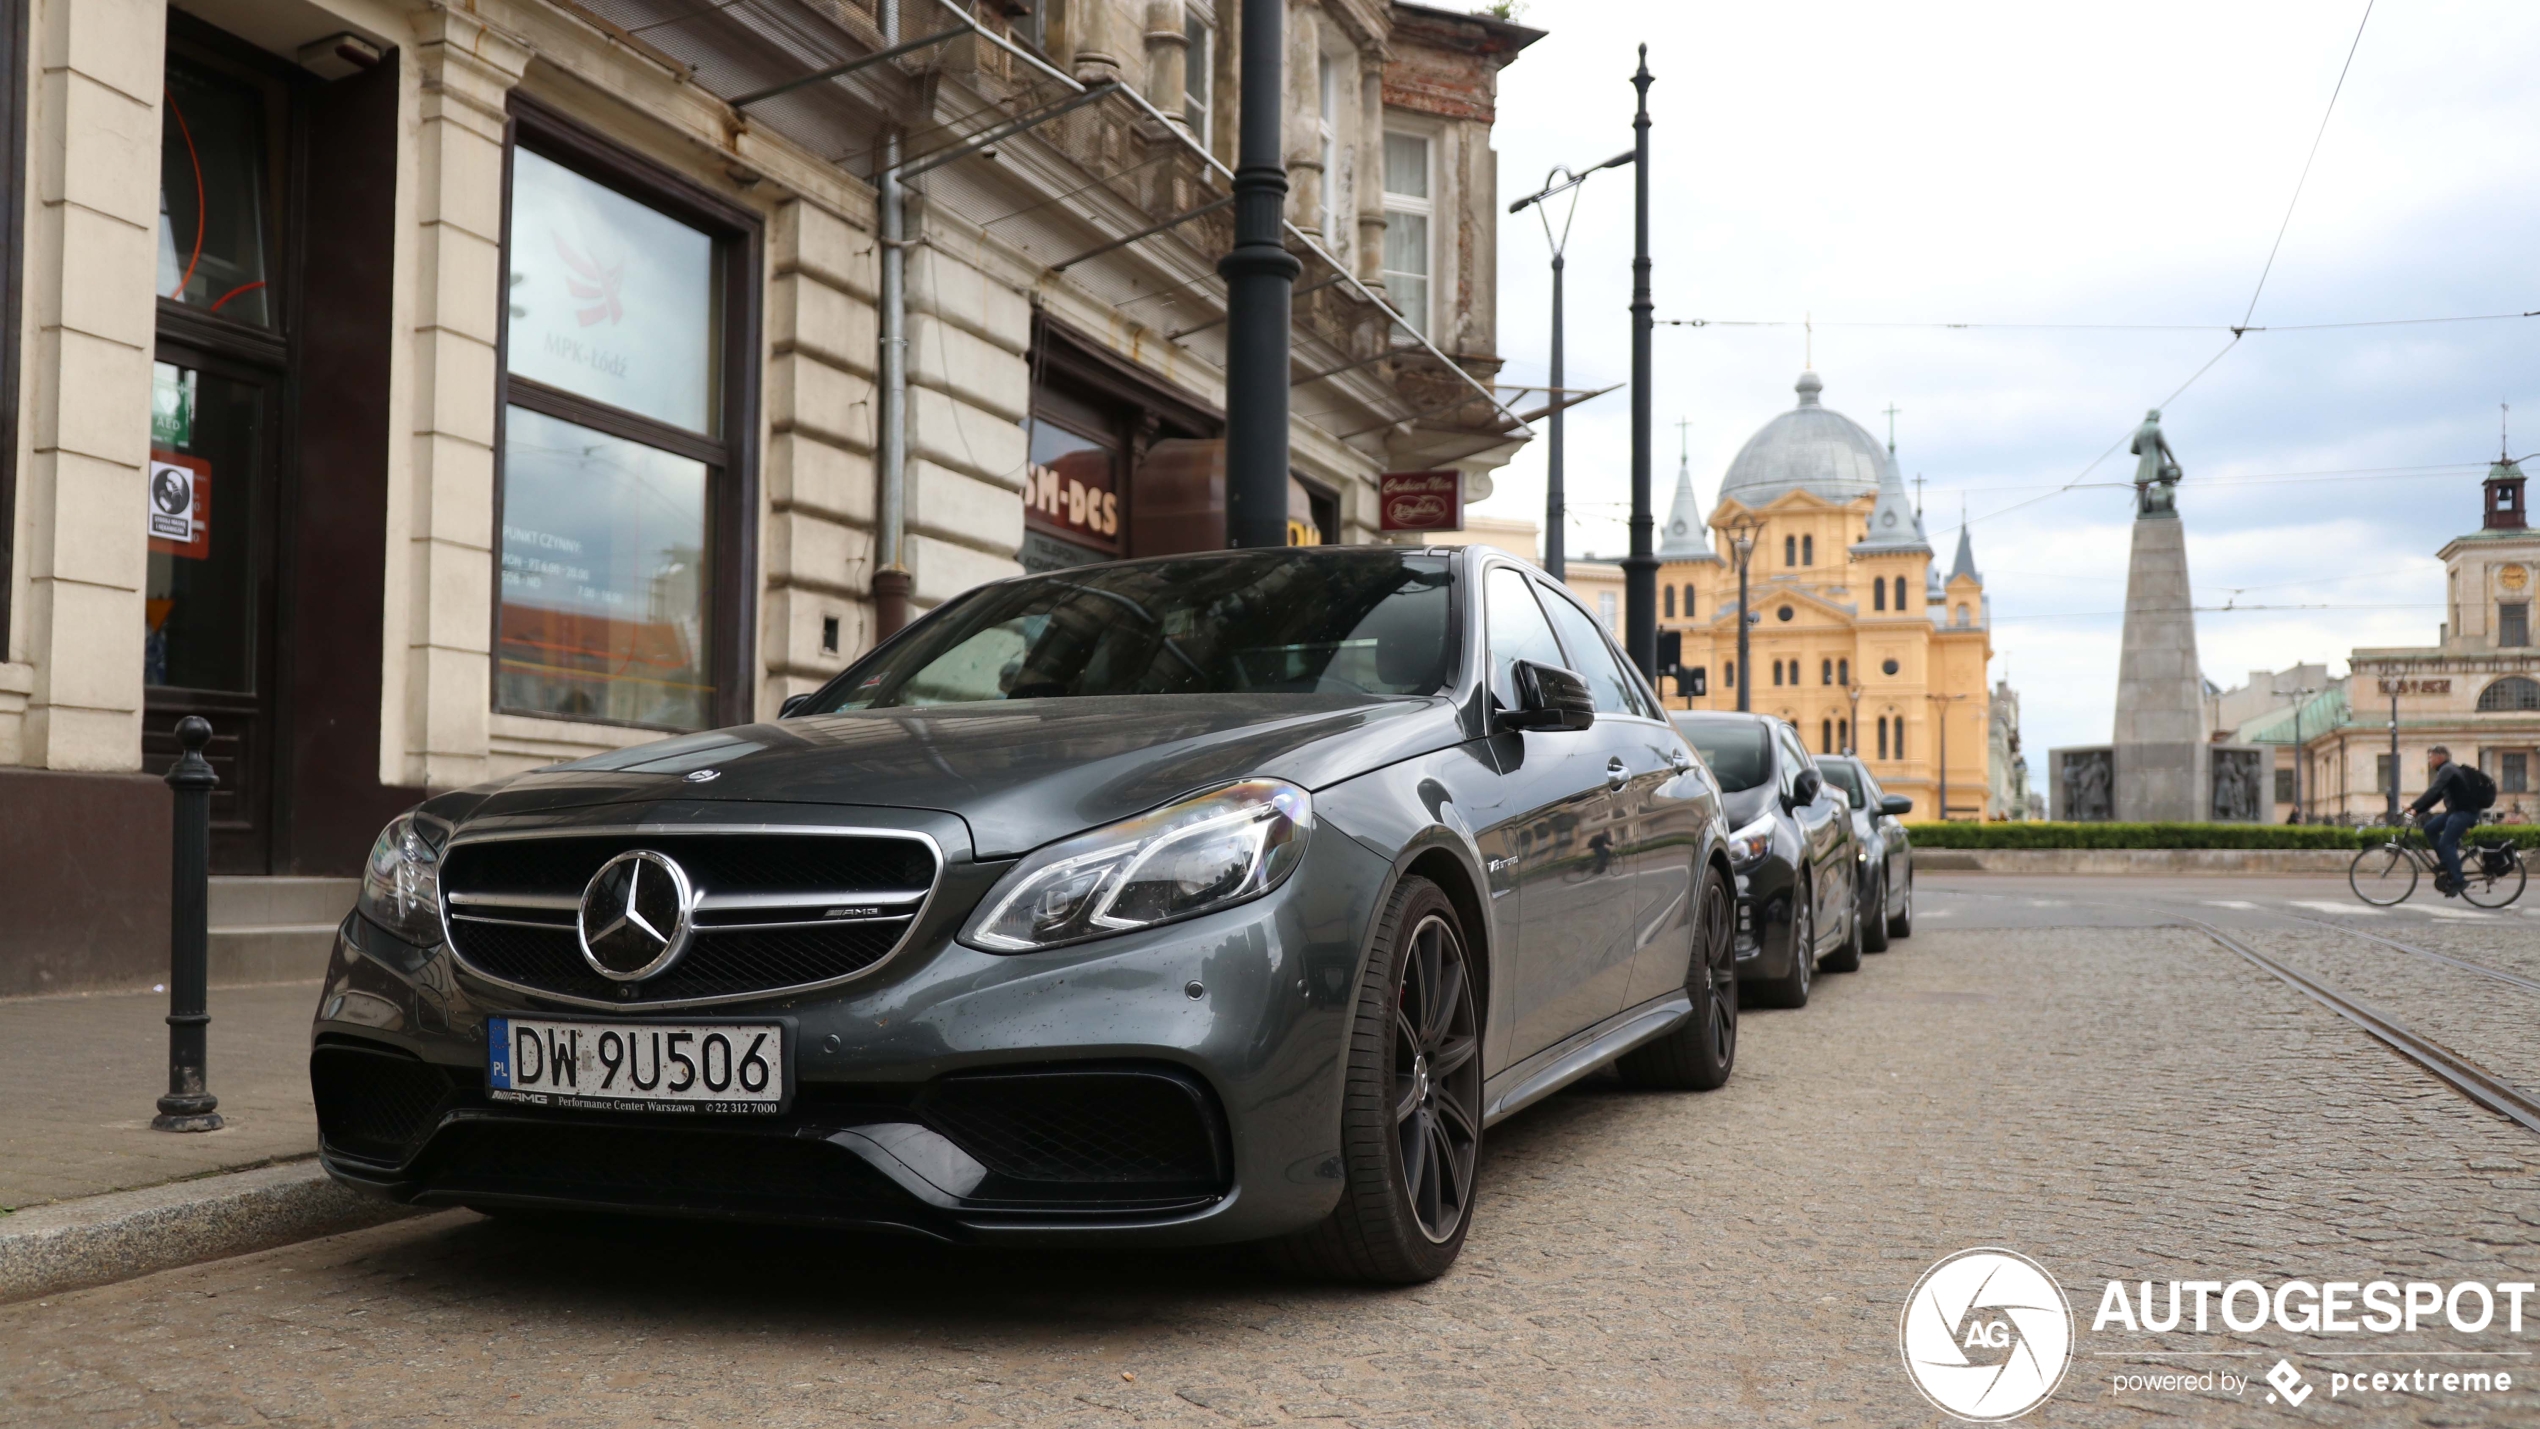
left=804, top=551, right=1456, bottom=711
left=1672, top=716, right=1772, bottom=792
left=1818, top=759, right=1864, bottom=805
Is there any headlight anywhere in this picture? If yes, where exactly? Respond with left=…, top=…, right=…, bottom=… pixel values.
left=358, top=812, right=446, bottom=945
left=1725, top=814, right=1776, bottom=870
left=965, top=779, right=1311, bottom=952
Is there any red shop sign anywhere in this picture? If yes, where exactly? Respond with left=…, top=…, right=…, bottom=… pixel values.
left=1378, top=471, right=1462, bottom=533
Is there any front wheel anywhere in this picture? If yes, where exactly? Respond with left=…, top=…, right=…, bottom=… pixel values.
left=1861, top=868, right=1892, bottom=953
left=1888, top=870, right=1914, bottom=939
left=2348, top=843, right=2418, bottom=906
left=1821, top=878, right=1864, bottom=974
left=1272, top=876, right=1482, bottom=1284
left=1618, top=864, right=1738, bottom=1090
left=2461, top=849, right=2528, bottom=908
left=1753, top=882, right=1813, bottom=1008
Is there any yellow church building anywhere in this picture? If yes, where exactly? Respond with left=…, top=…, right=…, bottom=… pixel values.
left=1656, top=371, right=1995, bottom=820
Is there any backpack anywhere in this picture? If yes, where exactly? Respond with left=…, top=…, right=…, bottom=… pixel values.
left=2458, top=763, right=2498, bottom=811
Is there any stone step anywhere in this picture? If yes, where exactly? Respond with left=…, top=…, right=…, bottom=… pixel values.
left=208, top=876, right=358, bottom=930
left=207, top=924, right=342, bottom=984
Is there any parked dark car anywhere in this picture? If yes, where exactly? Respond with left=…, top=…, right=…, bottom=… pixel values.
left=1666, top=712, right=1860, bottom=1007
left=1816, top=754, right=1915, bottom=949
left=310, top=546, right=1736, bottom=1284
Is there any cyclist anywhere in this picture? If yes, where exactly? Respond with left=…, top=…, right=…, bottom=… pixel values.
left=2408, top=746, right=2484, bottom=897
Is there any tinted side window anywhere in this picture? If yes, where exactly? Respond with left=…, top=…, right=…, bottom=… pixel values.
left=1774, top=724, right=1809, bottom=794
left=1485, top=565, right=1567, bottom=710
left=1536, top=584, right=1642, bottom=717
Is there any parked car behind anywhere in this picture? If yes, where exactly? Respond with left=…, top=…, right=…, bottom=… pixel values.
left=312, top=545, right=1737, bottom=1286
left=1815, top=754, right=1914, bottom=949
left=1666, top=712, right=1860, bottom=1007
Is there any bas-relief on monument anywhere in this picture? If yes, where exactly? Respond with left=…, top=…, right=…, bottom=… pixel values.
left=2051, top=412, right=2263, bottom=822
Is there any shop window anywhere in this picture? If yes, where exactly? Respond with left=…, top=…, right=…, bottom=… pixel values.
left=497, top=115, right=753, bottom=731
left=1382, top=132, right=1431, bottom=335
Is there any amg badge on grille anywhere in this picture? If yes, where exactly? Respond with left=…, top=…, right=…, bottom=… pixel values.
left=578, top=850, right=697, bottom=982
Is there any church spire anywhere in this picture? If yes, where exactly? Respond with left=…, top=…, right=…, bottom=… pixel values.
left=1849, top=440, right=1931, bottom=557
left=1950, top=504, right=1984, bottom=586
left=1658, top=420, right=1722, bottom=560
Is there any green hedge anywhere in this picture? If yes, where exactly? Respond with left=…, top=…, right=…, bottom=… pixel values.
left=1908, top=821, right=2540, bottom=850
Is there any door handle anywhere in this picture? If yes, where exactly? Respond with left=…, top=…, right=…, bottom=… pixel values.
left=1605, top=757, right=1629, bottom=790
left=1667, top=749, right=1692, bottom=771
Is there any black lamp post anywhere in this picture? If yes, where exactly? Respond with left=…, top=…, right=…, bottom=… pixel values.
left=1509, top=152, right=1631, bottom=583
left=1622, top=46, right=1657, bottom=676
left=1219, top=0, right=1297, bottom=548
left=1730, top=519, right=1759, bottom=712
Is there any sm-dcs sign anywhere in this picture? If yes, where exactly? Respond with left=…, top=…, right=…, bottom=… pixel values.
left=2377, top=678, right=2452, bottom=695
left=1379, top=471, right=1463, bottom=533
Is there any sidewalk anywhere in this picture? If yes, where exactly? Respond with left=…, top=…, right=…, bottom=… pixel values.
left=0, top=981, right=324, bottom=1210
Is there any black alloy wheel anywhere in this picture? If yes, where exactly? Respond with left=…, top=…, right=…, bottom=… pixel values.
left=1862, top=867, right=1892, bottom=952
left=1821, top=883, right=1864, bottom=974
left=1619, top=863, right=1738, bottom=1090
left=1275, top=876, right=1482, bottom=1283
left=1755, top=881, right=1813, bottom=1008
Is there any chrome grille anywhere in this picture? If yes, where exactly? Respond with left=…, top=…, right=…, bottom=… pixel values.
left=438, top=829, right=939, bottom=1007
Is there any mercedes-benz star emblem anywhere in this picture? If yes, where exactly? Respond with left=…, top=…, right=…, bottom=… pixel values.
left=578, top=850, right=696, bottom=982
left=684, top=768, right=720, bottom=783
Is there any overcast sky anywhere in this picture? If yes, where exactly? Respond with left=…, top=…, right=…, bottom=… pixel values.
left=1467, top=0, right=2540, bottom=769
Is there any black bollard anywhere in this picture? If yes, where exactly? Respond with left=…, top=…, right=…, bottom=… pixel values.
left=155, top=715, right=224, bottom=1132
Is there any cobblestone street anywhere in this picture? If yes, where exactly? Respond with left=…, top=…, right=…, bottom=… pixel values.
left=5, top=876, right=2536, bottom=1427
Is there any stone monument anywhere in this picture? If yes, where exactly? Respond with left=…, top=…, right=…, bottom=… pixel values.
left=2112, top=410, right=2209, bottom=822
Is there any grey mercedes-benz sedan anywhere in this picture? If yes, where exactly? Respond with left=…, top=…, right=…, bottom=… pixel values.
left=312, top=545, right=1736, bottom=1282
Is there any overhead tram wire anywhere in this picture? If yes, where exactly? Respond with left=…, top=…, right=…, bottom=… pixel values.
left=2242, top=0, right=2376, bottom=331
left=1655, top=310, right=2538, bottom=334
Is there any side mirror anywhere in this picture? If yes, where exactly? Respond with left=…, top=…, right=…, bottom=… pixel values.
left=779, top=693, right=814, bottom=718
left=1789, top=768, right=1823, bottom=807
left=1502, top=660, right=1596, bottom=733
left=1880, top=794, right=1914, bottom=817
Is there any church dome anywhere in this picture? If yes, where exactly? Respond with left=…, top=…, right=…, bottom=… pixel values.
left=1718, top=370, right=1891, bottom=508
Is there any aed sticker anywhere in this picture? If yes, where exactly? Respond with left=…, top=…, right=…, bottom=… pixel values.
left=147, top=452, right=211, bottom=559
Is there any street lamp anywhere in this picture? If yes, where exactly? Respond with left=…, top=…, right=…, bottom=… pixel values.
left=1844, top=683, right=1864, bottom=755
left=2283, top=685, right=2320, bottom=823
left=1926, top=691, right=1969, bottom=820
left=1510, top=152, right=1631, bottom=584
left=1729, top=516, right=1762, bottom=712
left=1623, top=46, right=1657, bottom=679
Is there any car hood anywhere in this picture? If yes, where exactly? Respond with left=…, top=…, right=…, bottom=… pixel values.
left=431, top=695, right=1468, bottom=858
left=1720, top=784, right=1779, bottom=829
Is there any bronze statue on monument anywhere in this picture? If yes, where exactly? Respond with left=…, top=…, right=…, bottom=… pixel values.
left=2131, top=408, right=2183, bottom=518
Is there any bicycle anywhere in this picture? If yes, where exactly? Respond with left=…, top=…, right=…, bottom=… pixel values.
left=2348, top=821, right=2527, bottom=908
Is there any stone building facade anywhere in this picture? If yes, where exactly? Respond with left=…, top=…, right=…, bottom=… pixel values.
left=0, top=0, right=1536, bottom=992
left=1652, top=370, right=1995, bottom=820
left=2241, top=457, right=2540, bottom=824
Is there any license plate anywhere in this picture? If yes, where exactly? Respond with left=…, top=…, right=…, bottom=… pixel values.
left=486, top=1017, right=788, bottom=1115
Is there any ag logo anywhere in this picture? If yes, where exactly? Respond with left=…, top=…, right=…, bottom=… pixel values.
left=1900, top=1248, right=2073, bottom=1421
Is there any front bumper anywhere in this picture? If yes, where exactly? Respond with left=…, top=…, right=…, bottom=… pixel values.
left=1730, top=858, right=1802, bottom=983
left=309, top=822, right=1392, bottom=1247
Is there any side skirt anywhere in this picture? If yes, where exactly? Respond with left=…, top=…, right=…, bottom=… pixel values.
left=1478, top=990, right=1694, bottom=1128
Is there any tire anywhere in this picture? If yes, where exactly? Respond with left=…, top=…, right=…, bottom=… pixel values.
left=1753, top=881, right=1813, bottom=1008
left=2348, top=843, right=2418, bottom=907
left=2461, top=849, right=2527, bottom=909
left=1820, top=884, right=1863, bottom=974
left=1887, top=869, right=1914, bottom=939
left=1861, top=868, right=1892, bottom=952
left=1272, top=876, right=1482, bottom=1284
left=1617, top=864, right=1738, bottom=1090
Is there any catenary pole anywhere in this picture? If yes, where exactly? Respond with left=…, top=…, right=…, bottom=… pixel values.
left=1547, top=248, right=1565, bottom=578
left=1622, top=46, right=1657, bottom=675
left=1220, top=0, right=1297, bottom=548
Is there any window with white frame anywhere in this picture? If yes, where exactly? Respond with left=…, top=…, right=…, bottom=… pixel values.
left=1382, top=130, right=1431, bottom=336
left=1182, top=9, right=1211, bottom=144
